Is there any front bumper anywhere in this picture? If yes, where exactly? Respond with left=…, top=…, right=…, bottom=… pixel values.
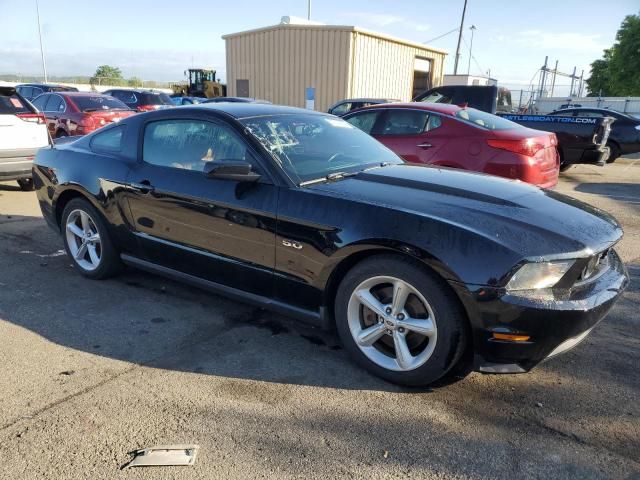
left=452, top=249, right=629, bottom=373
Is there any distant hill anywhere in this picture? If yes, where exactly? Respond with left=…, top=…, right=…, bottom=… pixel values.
left=0, top=74, right=170, bottom=88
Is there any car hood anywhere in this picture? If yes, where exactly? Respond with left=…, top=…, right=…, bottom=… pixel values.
left=309, top=164, right=622, bottom=259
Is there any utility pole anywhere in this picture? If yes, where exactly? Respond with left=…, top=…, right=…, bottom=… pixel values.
left=578, top=69, right=584, bottom=97
left=467, top=25, right=476, bottom=75
left=550, top=60, right=558, bottom=97
left=453, top=0, right=468, bottom=75
left=307, top=0, right=311, bottom=20
left=35, top=0, right=48, bottom=83
left=569, top=66, right=577, bottom=96
left=538, top=56, right=548, bottom=99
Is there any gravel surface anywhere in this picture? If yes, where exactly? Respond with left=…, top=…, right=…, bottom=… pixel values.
left=0, top=158, right=638, bottom=479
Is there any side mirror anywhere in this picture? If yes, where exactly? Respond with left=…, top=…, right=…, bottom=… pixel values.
left=204, top=161, right=261, bottom=182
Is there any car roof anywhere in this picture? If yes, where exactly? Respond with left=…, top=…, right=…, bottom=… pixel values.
left=353, top=102, right=463, bottom=115
left=103, top=88, right=165, bottom=94
left=553, top=107, right=633, bottom=117
left=336, top=98, right=399, bottom=103
left=189, top=103, right=326, bottom=119
left=18, top=83, right=71, bottom=88
left=42, top=91, right=111, bottom=97
left=554, top=107, right=620, bottom=113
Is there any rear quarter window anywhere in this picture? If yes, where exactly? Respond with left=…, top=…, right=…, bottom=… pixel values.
left=90, top=126, right=124, bottom=153
left=0, top=91, right=32, bottom=114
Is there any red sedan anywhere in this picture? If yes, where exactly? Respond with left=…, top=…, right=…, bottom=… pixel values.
left=343, top=103, right=559, bottom=188
left=31, top=92, right=136, bottom=138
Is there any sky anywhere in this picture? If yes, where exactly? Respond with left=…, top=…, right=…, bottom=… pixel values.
left=1, top=0, right=637, bottom=95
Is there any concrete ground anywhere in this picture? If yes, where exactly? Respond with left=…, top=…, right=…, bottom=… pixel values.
left=0, top=158, right=638, bottom=479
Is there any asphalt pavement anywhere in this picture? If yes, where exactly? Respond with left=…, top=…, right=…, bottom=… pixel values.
left=0, top=158, right=638, bottom=479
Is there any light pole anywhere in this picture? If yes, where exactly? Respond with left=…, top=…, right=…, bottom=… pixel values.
left=453, top=0, right=468, bottom=74
left=35, top=0, right=48, bottom=83
left=307, top=0, right=311, bottom=20
left=467, top=25, right=476, bottom=75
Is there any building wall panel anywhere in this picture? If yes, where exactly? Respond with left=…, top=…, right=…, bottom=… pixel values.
left=224, top=25, right=446, bottom=110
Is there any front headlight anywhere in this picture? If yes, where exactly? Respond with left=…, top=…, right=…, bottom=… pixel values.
left=506, top=260, right=575, bottom=291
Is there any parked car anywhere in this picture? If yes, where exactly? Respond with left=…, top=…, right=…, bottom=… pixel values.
left=343, top=103, right=559, bottom=188
left=30, top=92, right=136, bottom=138
left=33, top=103, right=628, bottom=386
left=101, top=89, right=173, bottom=112
left=0, top=85, right=49, bottom=190
left=170, top=96, right=203, bottom=106
left=202, top=97, right=271, bottom=104
left=327, top=98, right=399, bottom=116
left=415, top=85, right=613, bottom=170
left=549, top=107, right=640, bottom=162
left=16, top=83, right=78, bottom=101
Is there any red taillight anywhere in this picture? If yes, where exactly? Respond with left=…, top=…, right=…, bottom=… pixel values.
left=137, top=104, right=157, bottom=112
left=17, top=113, right=46, bottom=124
left=487, top=138, right=546, bottom=157
left=78, top=115, right=96, bottom=130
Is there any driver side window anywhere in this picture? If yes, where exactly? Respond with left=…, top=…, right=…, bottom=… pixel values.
left=142, top=119, right=251, bottom=172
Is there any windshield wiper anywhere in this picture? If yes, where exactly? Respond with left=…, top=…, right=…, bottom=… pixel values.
left=299, top=171, right=358, bottom=187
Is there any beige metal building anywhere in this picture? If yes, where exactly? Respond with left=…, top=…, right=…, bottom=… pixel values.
left=223, top=23, right=447, bottom=111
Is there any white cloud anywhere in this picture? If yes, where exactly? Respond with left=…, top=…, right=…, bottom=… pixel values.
left=340, top=12, right=429, bottom=33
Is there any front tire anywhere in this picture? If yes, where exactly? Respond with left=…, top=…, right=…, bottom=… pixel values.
left=17, top=178, right=34, bottom=191
left=335, top=255, right=468, bottom=387
left=61, top=198, right=121, bottom=279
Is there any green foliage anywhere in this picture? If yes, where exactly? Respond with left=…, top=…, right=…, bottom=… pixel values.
left=127, top=77, right=142, bottom=87
left=90, top=65, right=124, bottom=86
left=587, top=13, right=640, bottom=96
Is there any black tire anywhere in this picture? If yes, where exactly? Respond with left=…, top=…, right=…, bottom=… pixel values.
left=335, top=254, right=468, bottom=387
left=17, top=178, right=34, bottom=191
left=60, top=198, right=122, bottom=279
left=606, top=142, right=621, bottom=164
left=56, top=130, right=68, bottom=138
left=559, top=162, right=573, bottom=172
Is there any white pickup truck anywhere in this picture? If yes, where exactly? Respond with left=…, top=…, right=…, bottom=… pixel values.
left=0, top=85, right=50, bottom=190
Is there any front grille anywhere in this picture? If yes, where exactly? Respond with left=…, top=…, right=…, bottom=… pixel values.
left=577, top=249, right=610, bottom=284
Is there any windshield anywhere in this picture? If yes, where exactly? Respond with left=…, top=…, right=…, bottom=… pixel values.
left=455, top=108, right=520, bottom=131
left=241, top=114, right=403, bottom=184
left=141, top=92, right=173, bottom=105
left=72, top=95, right=130, bottom=112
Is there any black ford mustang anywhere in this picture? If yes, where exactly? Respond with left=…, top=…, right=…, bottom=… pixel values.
left=33, top=104, right=629, bottom=386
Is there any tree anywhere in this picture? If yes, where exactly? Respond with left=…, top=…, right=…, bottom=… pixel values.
left=127, top=76, right=142, bottom=87
left=586, top=13, right=640, bottom=96
left=608, top=13, right=640, bottom=96
left=90, top=65, right=124, bottom=86
left=586, top=52, right=613, bottom=96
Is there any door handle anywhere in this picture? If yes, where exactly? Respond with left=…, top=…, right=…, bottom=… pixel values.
left=128, top=180, right=155, bottom=194
left=417, top=142, right=433, bottom=149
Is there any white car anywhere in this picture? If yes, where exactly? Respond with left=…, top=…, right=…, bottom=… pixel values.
left=0, top=85, right=50, bottom=190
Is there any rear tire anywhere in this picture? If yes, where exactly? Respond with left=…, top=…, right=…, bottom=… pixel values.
left=56, top=130, right=68, bottom=138
left=17, top=178, right=34, bottom=191
left=61, top=198, right=122, bottom=279
left=335, top=255, right=468, bottom=387
left=606, top=142, right=621, bottom=164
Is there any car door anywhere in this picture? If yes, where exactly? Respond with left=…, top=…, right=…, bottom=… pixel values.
left=373, top=109, right=442, bottom=164
left=125, top=114, right=278, bottom=297
left=42, top=94, right=65, bottom=136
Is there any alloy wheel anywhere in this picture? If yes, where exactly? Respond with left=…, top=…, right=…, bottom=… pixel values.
left=65, top=209, right=102, bottom=271
left=347, top=276, right=438, bottom=372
